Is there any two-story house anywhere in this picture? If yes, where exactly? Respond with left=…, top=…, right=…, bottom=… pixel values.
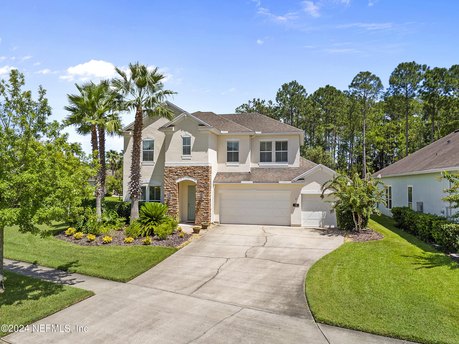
left=122, top=102, right=337, bottom=227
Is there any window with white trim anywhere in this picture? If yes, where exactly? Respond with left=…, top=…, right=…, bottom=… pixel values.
left=275, top=141, right=288, bottom=163
left=142, top=139, right=154, bottom=162
left=140, top=185, right=161, bottom=202
left=227, top=140, right=239, bottom=162
left=260, top=141, right=272, bottom=162
left=182, top=136, right=191, bottom=156
left=385, top=186, right=392, bottom=209
left=407, top=186, right=413, bottom=209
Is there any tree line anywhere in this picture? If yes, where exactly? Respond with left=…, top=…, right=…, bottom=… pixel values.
left=236, top=62, right=459, bottom=176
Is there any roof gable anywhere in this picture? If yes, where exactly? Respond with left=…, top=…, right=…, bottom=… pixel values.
left=122, top=101, right=186, bottom=131
left=375, top=129, right=459, bottom=177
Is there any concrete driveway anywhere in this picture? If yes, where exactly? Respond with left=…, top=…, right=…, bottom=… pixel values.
left=5, top=225, right=412, bottom=344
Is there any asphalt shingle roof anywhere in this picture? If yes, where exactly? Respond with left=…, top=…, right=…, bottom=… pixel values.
left=220, top=113, right=304, bottom=134
left=375, top=129, right=459, bottom=177
left=214, top=158, right=317, bottom=183
left=191, top=112, right=252, bottom=133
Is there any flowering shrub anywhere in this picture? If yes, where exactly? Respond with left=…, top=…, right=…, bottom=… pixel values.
left=65, top=227, right=77, bottom=236
left=142, top=236, right=152, bottom=245
left=86, top=234, right=96, bottom=242
left=73, top=232, right=84, bottom=240
left=102, top=235, right=113, bottom=244
left=124, top=237, right=134, bottom=244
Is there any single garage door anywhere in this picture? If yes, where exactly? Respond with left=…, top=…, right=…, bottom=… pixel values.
left=220, top=190, right=291, bottom=226
left=301, top=194, right=336, bottom=227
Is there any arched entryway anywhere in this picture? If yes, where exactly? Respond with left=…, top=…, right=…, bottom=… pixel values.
left=177, top=177, right=197, bottom=223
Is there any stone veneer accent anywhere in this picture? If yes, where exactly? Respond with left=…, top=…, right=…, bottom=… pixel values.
left=163, top=166, right=212, bottom=225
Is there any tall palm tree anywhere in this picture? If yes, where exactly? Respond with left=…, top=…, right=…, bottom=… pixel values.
left=65, top=81, right=122, bottom=219
left=112, top=63, right=175, bottom=222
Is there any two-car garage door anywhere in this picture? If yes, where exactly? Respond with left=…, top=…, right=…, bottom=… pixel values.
left=219, top=190, right=291, bottom=226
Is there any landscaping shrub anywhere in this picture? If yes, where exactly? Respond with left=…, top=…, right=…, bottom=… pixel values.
left=433, top=223, right=459, bottom=252
left=391, top=207, right=456, bottom=251
left=336, top=206, right=369, bottom=231
left=73, top=232, right=84, bottom=240
left=86, top=234, right=96, bottom=242
left=80, top=198, right=131, bottom=222
left=139, top=202, right=168, bottom=235
left=65, top=227, right=77, bottom=236
left=101, top=209, right=126, bottom=229
left=155, top=222, right=175, bottom=240
left=125, top=220, right=142, bottom=239
left=102, top=235, right=112, bottom=244
left=142, top=236, right=152, bottom=245
left=123, top=237, right=134, bottom=244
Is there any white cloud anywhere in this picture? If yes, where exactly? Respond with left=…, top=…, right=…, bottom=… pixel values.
left=337, top=22, right=393, bottom=31
left=256, top=39, right=264, bottom=45
left=21, top=55, right=32, bottom=61
left=368, top=0, right=378, bottom=6
left=36, top=68, right=52, bottom=75
left=33, top=61, right=41, bottom=66
left=253, top=0, right=298, bottom=24
left=0, top=65, right=15, bottom=76
left=303, top=1, right=320, bottom=17
left=60, top=59, right=117, bottom=81
left=221, top=87, right=236, bottom=95
left=0, top=56, right=6, bottom=61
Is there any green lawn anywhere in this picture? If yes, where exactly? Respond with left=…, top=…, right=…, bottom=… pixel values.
left=0, top=271, right=93, bottom=337
left=4, top=224, right=177, bottom=282
left=306, top=215, right=459, bottom=344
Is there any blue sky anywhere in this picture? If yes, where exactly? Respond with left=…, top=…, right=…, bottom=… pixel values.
left=1, top=0, right=458, bottom=153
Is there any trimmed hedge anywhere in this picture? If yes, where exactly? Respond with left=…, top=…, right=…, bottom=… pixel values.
left=336, top=206, right=369, bottom=231
left=391, top=207, right=459, bottom=252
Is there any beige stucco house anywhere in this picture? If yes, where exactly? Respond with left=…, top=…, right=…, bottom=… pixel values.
left=122, top=102, right=337, bottom=227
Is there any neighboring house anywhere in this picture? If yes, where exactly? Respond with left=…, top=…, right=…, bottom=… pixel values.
left=374, top=129, right=459, bottom=218
left=122, top=102, right=337, bottom=227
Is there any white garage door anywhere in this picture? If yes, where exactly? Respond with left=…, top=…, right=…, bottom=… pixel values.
left=301, top=194, right=336, bottom=228
left=220, top=190, right=291, bottom=226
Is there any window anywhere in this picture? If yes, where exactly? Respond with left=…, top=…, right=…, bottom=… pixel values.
left=142, top=139, right=154, bottom=162
left=149, top=186, right=161, bottom=202
left=385, top=186, right=392, bottom=209
left=140, top=186, right=147, bottom=201
left=275, top=141, right=288, bottom=163
left=182, top=136, right=191, bottom=156
left=407, top=186, right=413, bottom=209
left=260, top=141, right=272, bottom=162
left=227, top=141, right=239, bottom=162
left=140, top=185, right=161, bottom=202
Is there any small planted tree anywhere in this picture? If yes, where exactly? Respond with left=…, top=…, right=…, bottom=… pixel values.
left=322, top=173, right=385, bottom=231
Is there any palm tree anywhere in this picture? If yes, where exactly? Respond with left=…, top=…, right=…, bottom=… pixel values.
left=65, top=81, right=122, bottom=219
left=106, top=150, right=123, bottom=175
left=112, top=63, right=175, bottom=222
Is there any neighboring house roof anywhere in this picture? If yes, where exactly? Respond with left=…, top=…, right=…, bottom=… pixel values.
left=220, top=113, right=304, bottom=134
left=214, top=158, right=319, bottom=183
left=375, top=129, right=459, bottom=177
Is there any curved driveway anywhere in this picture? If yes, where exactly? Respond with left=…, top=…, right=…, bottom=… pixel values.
left=5, top=225, right=413, bottom=344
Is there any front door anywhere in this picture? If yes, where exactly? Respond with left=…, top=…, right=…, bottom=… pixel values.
left=187, top=185, right=196, bottom=222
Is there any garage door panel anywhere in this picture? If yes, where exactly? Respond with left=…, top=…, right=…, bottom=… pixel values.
left=301, top=194, right=336, bottom=228
left=220, top=190, right=291, bottom=226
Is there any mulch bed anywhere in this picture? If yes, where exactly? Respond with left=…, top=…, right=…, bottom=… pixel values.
left=56, top=229, right=192, bottom=247
left=315, top=227, right=383, bottom=242
left=346, top=229, right=384, bottom=242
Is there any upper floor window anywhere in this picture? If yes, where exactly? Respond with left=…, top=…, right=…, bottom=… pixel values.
left=182, top=136, right=191, bottom=156
left=385, top=186, right=392, bottom=209
left=275, top=141, right=288, bottom=163
left=142, top=139, right=154, bottom=162
left=260, top=141, right=272, bottom=162
left=227, top=140, right=239, bottom=162
left=407, top=186, right=413, bottom=209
